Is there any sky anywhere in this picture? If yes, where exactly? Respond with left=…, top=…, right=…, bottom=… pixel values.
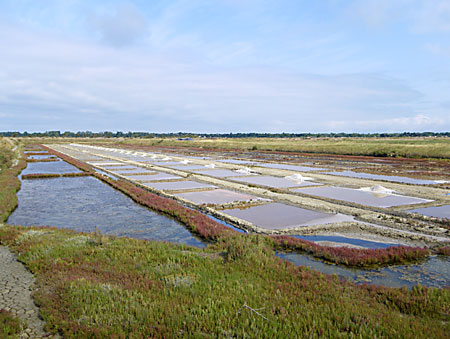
left=0, top=0, right=449, bottom=133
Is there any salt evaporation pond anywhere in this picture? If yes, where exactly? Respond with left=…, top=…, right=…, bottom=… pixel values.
left=277, top=252, right=450, bottom=289
left=142, top=180, right=216, bottom=191
left=192, top=169, right=245, bottom=178
left=325, top=170, right=438, bottom=185
left=408, top=205, right=450, bottom=219
left=174, top=188, right=267, bottom=205
left=21, top=160, right=81, bottom=175
left=166, top=164, right=209, bottom=171
left=291, top=235, right=397, bottom=249
left=233, top=175, right=321, bottom=188
left=124, top=173, right=182, bottom=181
left=8, top=176, right=205, bottom=247
left=221, top=203, right=352, bottom=229
left=256, top=163, right=326, bottom=172
left=294, top=186, right=431, bottom=207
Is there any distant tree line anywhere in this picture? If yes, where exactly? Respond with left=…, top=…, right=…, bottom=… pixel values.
left=0, top=131, right=449, bottom=138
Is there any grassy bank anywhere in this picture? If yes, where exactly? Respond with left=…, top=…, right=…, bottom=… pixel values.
left=0, top=225, right=449, bottom=338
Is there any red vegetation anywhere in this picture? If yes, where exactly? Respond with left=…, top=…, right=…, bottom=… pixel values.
left=26, top=158, right=59, bottom=162
left=22, top=172, right=90, bottom=179
left=436, top=246, right=450, bottom=256
left=271, top=235, right=430, bottom=267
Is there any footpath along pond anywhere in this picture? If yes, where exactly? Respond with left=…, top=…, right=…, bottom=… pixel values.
left=7, top=158, right=450, bottom=288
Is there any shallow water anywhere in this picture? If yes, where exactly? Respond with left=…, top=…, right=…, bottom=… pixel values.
left=221, top=202, right=352, bottom=229
left=21, top=160, right=81, bottom=175
left=325, top=170, right=438, bottom=185
left=26, top=154, right=57, bottom=160
left=408, top=205, right=450, bottom=219
left=256, top=163, right=326, bottom=172
left=174, top=188, right=267, bottom=205
left=291, top=235, right=396, bottom=249
left=294, top=186, right=431, bottom=207
left=165, top=164, right=208, bottom=171
left=233, top=175, right=321, bottom=188
left=143, top=180, right=217, bottom=191
left=8, top=176, right=205, bottom=247
left=127, top=173, right=183, bottom=181
left=277, top=252, right=450, bottom=288
left=193, top=169, right=245, bottom=178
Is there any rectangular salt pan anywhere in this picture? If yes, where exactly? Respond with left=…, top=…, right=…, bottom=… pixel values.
left=294, top=186, right=432, bottom=207
left=143, top=180, right=216, bottom=191
left=165, top=164, right=209, bottom=171
left=126, top=173, right=182, bottom=181
left=221, top=203, right=349, bottom=229
left=256, top=163, right=325, bottom=172
left=325, top=170, right=438, bottom=185
left=408, top=205, right=450, bottom=219
left=192, top=169, right=245, bottom=178
left=233, top=175, right=321, bottom=188
left=174, top=189, right=266, bottom=205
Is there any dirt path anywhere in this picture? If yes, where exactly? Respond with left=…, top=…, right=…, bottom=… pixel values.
left=0, top=243, right=56, bottom=338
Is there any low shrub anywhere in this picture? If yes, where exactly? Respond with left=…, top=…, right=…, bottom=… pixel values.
left=0, top=309, right=23, bottom=337
left=271, top=235, right=430, bottom=268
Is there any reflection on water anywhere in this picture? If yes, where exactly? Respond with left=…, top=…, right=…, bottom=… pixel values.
left=233, top=175, right=321, bottom=188
left=21, top=161, right=81, bottom=175
left=143, top=180, right=216, bottom=191
left=8, top=176, right=205, bottom=248
left=408, top=205, right=450, bottom=219
left=222, top=202, right=352, bottom=230
left=291, top=235, right=396, bottom=249
left=325, top=170, right=438, bottom=185
left=295, top=186, right=431, bottom=207
left=277, top=252, right=450, bottom=288
left=174, top=188, right=266, bottom=205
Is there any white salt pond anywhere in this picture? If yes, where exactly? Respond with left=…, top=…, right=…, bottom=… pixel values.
left=233, top=175, right=321, bottom=188
left=142, top=180, right=217, bottom=191
left=125, top=173, right=182, bottom=181
left=293, top=186, right=432, bottom=208
left=221, top=203, right=352, bottom=230
left=256, top=163, right=326, bottom=172
left=325, top=170, right=439, bottom=185
left=174, top=188, right=267, bottom=205
left=408, top=205, right=450, bottom=219
left=192, top=169, right=246, bottom=178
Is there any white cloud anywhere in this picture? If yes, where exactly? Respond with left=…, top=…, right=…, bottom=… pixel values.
left=88, top=3, right=148, bottom=47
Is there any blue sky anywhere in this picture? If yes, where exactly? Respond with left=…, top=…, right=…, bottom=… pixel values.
left=0, top=0, right=449, bottom=133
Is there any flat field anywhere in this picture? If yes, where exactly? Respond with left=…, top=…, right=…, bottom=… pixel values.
left=19, top=136, right=450, bottom=159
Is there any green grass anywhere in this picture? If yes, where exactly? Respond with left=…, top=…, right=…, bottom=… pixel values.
left=0, top=226, right=448, bottom=338
left=0, top=309, right=23, bottom=338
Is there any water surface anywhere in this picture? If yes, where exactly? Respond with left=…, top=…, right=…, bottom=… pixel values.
left=278, top=252, right=450, bottom=289
left=408, top=205, right=450, bottom=219
left=233, top=175, right=321, bottom=188
left=21, top=161, right=81, bottom=175
left=325, top=170, right=438, bottom=185
left=8, top=176, right=204, bottom=247
left=294, top=186, right=431, bottom=207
